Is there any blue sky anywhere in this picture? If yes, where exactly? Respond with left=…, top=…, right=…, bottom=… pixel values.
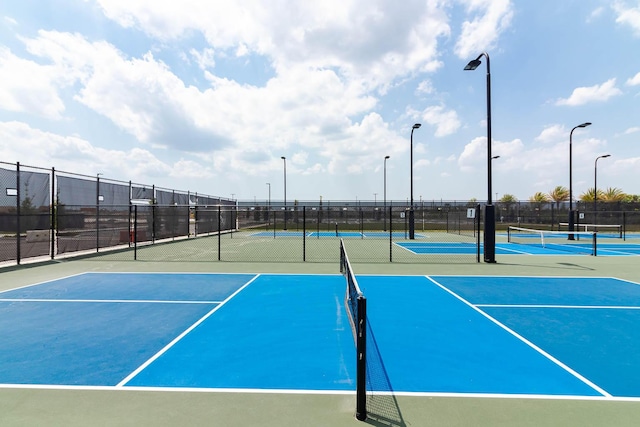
left=0, top=0, right=638, bottom=203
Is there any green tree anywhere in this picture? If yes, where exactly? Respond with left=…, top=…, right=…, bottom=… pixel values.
left=529, top=192, right=550, bottom=203
left=548, top=186, right=569, bottom=210
left=579, top=188, right=601, bottom=202
left=601, top=187, right=626, bottom=202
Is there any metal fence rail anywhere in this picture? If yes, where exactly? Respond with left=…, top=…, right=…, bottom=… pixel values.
left=0, top=161, right=234, bottom=265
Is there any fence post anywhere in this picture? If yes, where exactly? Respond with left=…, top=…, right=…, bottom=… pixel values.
left=217, top=205, right=221, bottom=261
left=16, top=162, right=21, bottom=265
left=133, top=205, right=138, bottom=261
left=303, top=206, right=306, bottom=261
left=389, top=206, right=393, bottom=262
left=50, top=167, right=55, bottom=259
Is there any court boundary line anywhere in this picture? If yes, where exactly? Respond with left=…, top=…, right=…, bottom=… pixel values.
left=115, top=273, right=261, bottom=387
left=0, top=272, right=87, bottom=295
left=0, top=298, right=221, bottom=304
left=425, top=275, right=612, bottom=398
left=3, top=383, right=640, bottom=401
left=476, top=304, right=640, bottom=310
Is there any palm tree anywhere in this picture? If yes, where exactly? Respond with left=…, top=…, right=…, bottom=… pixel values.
left=529, top=192, right=550, bottom=203
left=548, top=186, right=569, bottom=211
left=601, top=187, right=626, bottom=202
left=529, top=192, right=550, bottom=224
left=579, top=188, right=600, bottom=202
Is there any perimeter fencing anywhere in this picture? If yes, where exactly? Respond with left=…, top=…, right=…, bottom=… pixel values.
left=89, top=205, right=482, bottom=264
left=0, top=161, right=234, bottom=265
left=3, top=160, right=640, bottom=266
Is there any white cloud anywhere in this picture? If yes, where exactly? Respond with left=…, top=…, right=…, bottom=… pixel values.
left=458, top=136, right=524, bottom=172
left=421, top=105, right=461, bottom=137
left=623, top=126, right=640, bottom=135
left=535, top=124, right=565, bottom=144
left=627, top=71, right=640, bottom=86
left=556, top=78, right=622, bottom=106
left=0, top=47, right=66, bottom=118
left=454, top=0, right=514, bottom=59
left=587, top=7, right=605, bottom=23
left=189, top=48, right=216, bottom=70
left=94, top=0, right=452, bottom=92
left=613, top=1, right=640, bottom=36
left=416, top=79, right=434, bottom=95
left=0, top=121, right=172, bottom=180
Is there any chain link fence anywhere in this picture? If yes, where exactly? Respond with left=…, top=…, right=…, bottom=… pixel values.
left=2, top=161, right=639, bottom=266
left=0, top=161, right=234, bottom=265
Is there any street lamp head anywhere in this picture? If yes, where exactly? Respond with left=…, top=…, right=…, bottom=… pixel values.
left=281, top=156, right=286, bottom=160
left=492, top=155, right=500, bottom=160
left=384, top=155, right=390, bottom=159
left=464, top=59, right=482, bottom=71
left=412, top=123, right=421, bottom=129
left=578, top=122, right=592, bottom=128
left=602, top=154, right=611, bottom=159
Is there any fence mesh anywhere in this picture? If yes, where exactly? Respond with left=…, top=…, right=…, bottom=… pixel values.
left=2, top=161, right=640, bottom=266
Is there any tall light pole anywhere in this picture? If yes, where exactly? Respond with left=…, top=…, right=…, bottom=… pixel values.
left=409, top=123, right=421, bottom=239
left=384, top=155, right=390, bottom=231
left=465, top=52, right=495, bottom=262
left=568, top=122, right=592, bottom=239
left=281, top=156, right=287, bottom=230
left=594, top=154, right=611, bottom=226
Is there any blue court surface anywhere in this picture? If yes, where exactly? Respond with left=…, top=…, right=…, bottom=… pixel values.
left=251, top=231, right=426, bottom=238
left=2, top=272, right=640, bottom=399
left=397, top=241, right=640, bottom=256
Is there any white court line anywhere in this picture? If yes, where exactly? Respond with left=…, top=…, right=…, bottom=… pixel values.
left=0, top=272, right=88, bottom=295
left=0, top=298, right=221, bottom=304
left=425, top=276, right=612, bottom=398
left=115, top=274, right=261, bottom=387
left=2, top=383, right=640, bottom=401
left=496, top=245, right=533, bottom=255
left=476, top=304, right=640, bottom=310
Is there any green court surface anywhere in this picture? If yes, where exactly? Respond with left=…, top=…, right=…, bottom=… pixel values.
left=2, top=239, right=640, bottom=426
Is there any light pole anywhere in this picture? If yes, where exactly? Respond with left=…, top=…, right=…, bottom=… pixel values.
left=568, top=122, right=592, bottom=239
left=384, top=155, right=390, bottom=231
left=281, top=156, right=287, bottom=230
left=409, top=123, right=421, bottom=239
left=594, top=154, right=611, bottom=226
left=465, top=52, right=495, bottom=262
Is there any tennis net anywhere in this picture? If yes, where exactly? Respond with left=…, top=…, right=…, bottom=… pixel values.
left=340, top=238, right=367, bottom=421
left=507, top=226, right=597, bottom=255
left=558, top=222, right=623, bottom=238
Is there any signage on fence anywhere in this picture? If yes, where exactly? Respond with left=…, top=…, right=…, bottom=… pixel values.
left=467, top=208, right=476, bottom=219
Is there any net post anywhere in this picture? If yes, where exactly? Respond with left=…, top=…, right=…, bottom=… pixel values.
left=593, top=232, right=597, bottom=256
left=355, top=295, right=367, bottom=421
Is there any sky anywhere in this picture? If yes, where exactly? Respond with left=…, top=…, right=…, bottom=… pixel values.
left=0, top=0, right=639, bottom=204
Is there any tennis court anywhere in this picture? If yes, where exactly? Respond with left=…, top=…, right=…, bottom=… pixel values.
left=250, top=231, right=428, bottom=238
left=3, top=235, right=640, bottom=427
left=3, top=271, right=640, bottom=414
